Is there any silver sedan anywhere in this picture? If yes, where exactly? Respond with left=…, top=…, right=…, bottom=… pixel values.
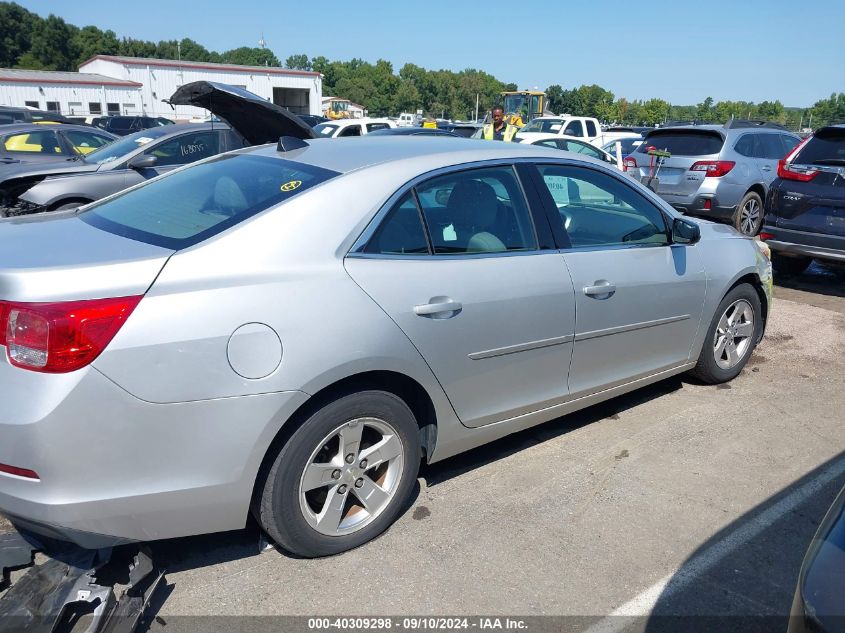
left=0, top=137, right=772, bottom=557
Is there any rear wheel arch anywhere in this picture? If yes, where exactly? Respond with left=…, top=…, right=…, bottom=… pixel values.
left=250, top=370, right=437, bottom=508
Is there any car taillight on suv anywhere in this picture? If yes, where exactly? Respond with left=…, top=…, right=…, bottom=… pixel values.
left=776, top=136, right=818, bottom=182
left=690, top=161, right=735, bottom=177
left=0, top=296, right=141, bottom=373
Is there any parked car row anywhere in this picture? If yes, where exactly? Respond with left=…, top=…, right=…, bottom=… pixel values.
left=0, top=82, right=315, bottom=216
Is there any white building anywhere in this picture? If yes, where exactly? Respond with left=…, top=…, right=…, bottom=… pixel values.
left=0, top=69, right=143, bottom=116
left=79, top=55, right=322, bottom=119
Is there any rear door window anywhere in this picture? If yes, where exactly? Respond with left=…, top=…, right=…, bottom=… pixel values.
left=338, top=125, right=362, bottom=137
left=414, top=166, right=537, bottom=254
left=81, top=154, right=339, bottom=249
left=639, top=131, right=724, bottom=156
left=734, top=134, right=757, bottom=157
left=366, top=122, right=390, bottom=132
left=564, top=120, right=584, bottom=137
left=585, top=120, right=598, bottom=137
left=757, top=134, right=787, bottom=160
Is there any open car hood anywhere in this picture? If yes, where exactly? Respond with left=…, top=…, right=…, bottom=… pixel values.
left=169, top=81, right=316, bottom=145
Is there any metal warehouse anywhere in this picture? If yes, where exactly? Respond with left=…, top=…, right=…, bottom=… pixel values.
left=0, top=69, right=143, bottom=116
left=79, top=55, right=322, bottom=119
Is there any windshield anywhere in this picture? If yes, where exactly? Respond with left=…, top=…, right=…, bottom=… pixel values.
left=80, top=154, right=340, bottom=249
left=520, top=119, right=565, bottom=134
left=83, top=126, right=175, bottom=164
left=796, top=128, right=845, bottom=165
left=314, top=123, right=340, bottom=137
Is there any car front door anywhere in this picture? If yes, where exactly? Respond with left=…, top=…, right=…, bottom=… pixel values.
left=531, top=163, right=707, bottom=397
left=345, top=164, right=576, bottom=428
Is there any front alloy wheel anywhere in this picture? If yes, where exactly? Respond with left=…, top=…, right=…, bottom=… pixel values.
left=713, top=299, right=755, bottom=370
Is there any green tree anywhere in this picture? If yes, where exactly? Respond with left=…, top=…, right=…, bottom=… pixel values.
left=73, top=26, right=120, bottom=66
left=285, top=53, right=311, bottom=70
left=220, top=46, right=280, bottom=66
left=639, top=98, right=671, bottom=125
left=0, top=2, right=38, bottom=68
left=29, top=14, right=77, bottom=70
left=119, top=37, right=157, bottom=58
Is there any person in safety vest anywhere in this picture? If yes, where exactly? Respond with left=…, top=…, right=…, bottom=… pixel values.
left=482, top=106, right=518, bottom=142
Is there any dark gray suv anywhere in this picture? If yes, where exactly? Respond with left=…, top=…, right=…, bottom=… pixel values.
left=628, top=121, right=801, bottom=235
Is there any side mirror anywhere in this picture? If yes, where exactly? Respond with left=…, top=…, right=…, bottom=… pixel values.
left=127, top=154, right=158, bottom=170
left=672, top=217, right=701, bottom=245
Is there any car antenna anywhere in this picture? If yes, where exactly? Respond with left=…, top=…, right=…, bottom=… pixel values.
left=277, top=136, right=308, bottom=152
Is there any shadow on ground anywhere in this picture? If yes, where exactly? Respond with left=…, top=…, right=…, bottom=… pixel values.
left=624, top=451, right=845, bottom=633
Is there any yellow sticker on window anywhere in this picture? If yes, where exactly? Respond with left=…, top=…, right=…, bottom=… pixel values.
left=280, top=180, right=302, bottom=192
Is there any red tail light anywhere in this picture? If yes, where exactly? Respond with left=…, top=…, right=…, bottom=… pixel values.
left=690, top=161, right=735, bottom=177
left=759, top=232, right=775, bottom=241
left=0, top=296, right=141, bottom=373
left=777, top=136, right=818, bottom=182
left=0, top=463, right=39, bottom=479
left=777, top=158, right=818, bottom=182
left=623, top=157, right=637, bottom=172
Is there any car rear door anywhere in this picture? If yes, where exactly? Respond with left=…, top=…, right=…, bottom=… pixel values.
left=345, top=164, right=576, bottom=428
left=529, top=162, right=707, bottom=397
left=633, top=129, right=725, bottom=198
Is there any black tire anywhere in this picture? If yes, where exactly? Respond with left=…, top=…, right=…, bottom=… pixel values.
left=772, top=253, right=811, bottom=276
left=689, top=283, right=762, bottom=384
left=733, top=191, right=763, bottom=236
left=255, top=390, right=420, bottom=557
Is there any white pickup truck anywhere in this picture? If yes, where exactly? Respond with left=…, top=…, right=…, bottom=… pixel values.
left=515, top=116, right=639, bottom=148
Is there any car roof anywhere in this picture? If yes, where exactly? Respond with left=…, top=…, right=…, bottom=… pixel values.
left=0, top=122, right=116, bottom=135
left=244, top=135, right=607, bottom=174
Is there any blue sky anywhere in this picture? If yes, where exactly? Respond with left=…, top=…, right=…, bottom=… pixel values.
left=19, top=0, right=845, bottom=107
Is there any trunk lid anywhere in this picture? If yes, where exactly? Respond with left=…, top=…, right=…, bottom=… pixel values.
left=168, top=81, right=316, bottom=145
left=633, top=129, right=725, bottom=196
left=0, top=211, right=173, bottom=302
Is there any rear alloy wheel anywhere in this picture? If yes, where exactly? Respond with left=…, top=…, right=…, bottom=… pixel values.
left=734, top=192, right=763, bottom=236
left=772, top=253, right=811, bottom=276
left=255, top=391, right=420, bottom=557
left=690, top=283, right=762, bottom=384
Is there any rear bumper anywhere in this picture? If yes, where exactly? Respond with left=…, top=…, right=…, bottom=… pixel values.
left=0, top=362, right=309, bottom=546
left=761, top=225, right=845, bottom=262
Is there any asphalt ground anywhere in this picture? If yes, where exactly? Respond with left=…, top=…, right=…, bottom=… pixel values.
left=2, top=267, right=844, bottom=633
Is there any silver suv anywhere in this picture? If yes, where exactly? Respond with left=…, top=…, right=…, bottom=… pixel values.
left=628, top=121, right=801, bottom=235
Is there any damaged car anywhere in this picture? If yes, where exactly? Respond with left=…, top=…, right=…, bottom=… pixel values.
left=0, top=133, right=772, bottom=558
left=0, top=82, right=315, bottom=216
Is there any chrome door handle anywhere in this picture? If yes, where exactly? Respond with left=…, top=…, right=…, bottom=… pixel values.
left=414, top=299, right=462, bottom=318
left=583, top=282, right=616, bottom=297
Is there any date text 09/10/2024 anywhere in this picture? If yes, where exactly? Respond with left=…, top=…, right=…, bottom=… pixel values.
left=307, top=617, right=529, bottom=630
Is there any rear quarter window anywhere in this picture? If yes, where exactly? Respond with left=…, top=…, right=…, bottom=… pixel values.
left=80, top=154, right=339, bottom=249
left=639, top=131, right=724, bottom=156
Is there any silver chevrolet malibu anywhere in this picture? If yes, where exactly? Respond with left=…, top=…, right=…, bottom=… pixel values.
left=0, top=136, right=772, bottom=557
